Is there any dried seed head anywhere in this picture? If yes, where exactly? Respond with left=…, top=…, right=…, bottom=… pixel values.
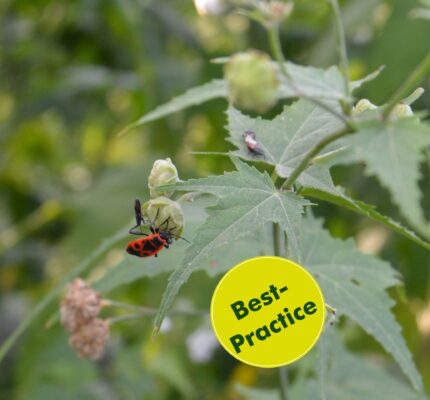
left=69, top=318, right=110, bottom=360
left=60, top=278, right=102, bottom=332
left=148, top=158, right=179, bottom=198
left=142, top=196, right=185, bottom=237
left=224, top=50, right=279, bottom=113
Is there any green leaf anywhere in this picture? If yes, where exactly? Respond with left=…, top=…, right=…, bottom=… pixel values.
left=301, top=187, right=430, bottom=251
left=278, top=63, right=345, bottom=100
left=227, top=103, right=430, bottom=249
left=94, top=201, right=262, bottom=292
left=236, top=329, right=422, bottom=400
left=153, top=158, right=310, bottom=333
left=298, top=215, right=423, bottom=391
left=315, top=330, right=425, bottom=400
left=121, top=62, right=383, bottom=133
left=333, top=118, right=430, bottom=237
left=0, top=226, right=128, bottom=366
left=349, top=65, right=385, bottom=92
left=226, top=98, right=345, bottom=178
left=121, top=79, right=227, bottom=131
left=279, top=62, right=382, bottom=99
left=122, top=63, right=359, bottom=132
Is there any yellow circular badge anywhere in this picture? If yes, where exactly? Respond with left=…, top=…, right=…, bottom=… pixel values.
left=210, top=256, right=325, bottom=368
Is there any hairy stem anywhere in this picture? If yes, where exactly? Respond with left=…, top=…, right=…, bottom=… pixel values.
left=383, top=53, right=430, bottom=120
left=281, top=126, right=352, bottom=190
left=328, top=0, right=350, bottom=103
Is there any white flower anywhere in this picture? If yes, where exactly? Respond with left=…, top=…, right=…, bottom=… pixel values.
left=186, top=326, right=219, bottom=363
left=194, top=0, right=224, bottom=16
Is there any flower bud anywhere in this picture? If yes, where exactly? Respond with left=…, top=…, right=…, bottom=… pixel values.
left=69, top=318, right=110, bottom=360
left=194, top=0, right=224, bottom=16
left=391, top=103, right=414, bottom=119
left=224, top=50, right=279, bottom=113
left=260, top=1, right=294, bottom=22
left=142, top=196, right=184, bottom=237
left=60, top=278, right=102, bottom=332
left=148, top=158, right=179, bottom=198
left=352, top=98, right=378, bottom=115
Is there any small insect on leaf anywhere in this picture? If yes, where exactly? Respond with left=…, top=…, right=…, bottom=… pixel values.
left=243, top=130, right=265, bottom=158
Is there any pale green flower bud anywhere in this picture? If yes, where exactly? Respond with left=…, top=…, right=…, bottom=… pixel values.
left=352, top=99, right=378, bottom=115
left=260, top=1, right=294, bottom=22
left=148, top=158, right=179, bottom=198
left=391, top=103, right=414, bottom=119
left=224, top=50, right=279, bottom=113
left=142, top=197, right=184, bottom=237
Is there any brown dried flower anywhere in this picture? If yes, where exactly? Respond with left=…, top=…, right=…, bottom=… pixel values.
left=60, top=278, right=102, bottom=332
left=69, top=318, right=110, bottom=360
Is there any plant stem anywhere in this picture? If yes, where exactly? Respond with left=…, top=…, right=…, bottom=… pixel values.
left=272, top=221, right=288, bottom=398
left=105, top=299, right=206, bottom=317
left=382, top=53, right=430, bottom=120
left=110, top=314, right=147, bottom=324
left=328, top=0, right=350, bottom=103
left=279, top=366, right=289, bottom=400
left=267, top=23, right=353, bottom=128
left=272, top=223, right=281, bottom=256
left=271, top=168, right=288, bottom=397
left=268, top=22, right=290, bottom=79
left=281, top=126, right=352, bottom=190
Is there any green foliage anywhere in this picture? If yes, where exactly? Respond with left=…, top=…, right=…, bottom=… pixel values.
left=334, top=117, right=430, bottom=236
left=153, top=158, right=309, bottom=333
left=236, top=330, right=421, bottom=400
left=227, top=99, right=344, bottom=176
left=301, top=187, right=430, bottom=250
left=2, top=0, right=430, bottom=399
left=122, top=80, right=228, bottom=133
left=298, top=215, right=422, bottom=391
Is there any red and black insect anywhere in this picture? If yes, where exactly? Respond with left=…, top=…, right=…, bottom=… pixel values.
left=243, top=130, right=264, bottom=158
left=126, top=198, right=188, bottom=258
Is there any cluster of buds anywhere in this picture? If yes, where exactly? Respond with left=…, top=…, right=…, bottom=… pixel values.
left=60, top=278, right=109, bottom=360
left=224, top=50, right=279, bottom=113
left=145, top=158, right=184, bottom=235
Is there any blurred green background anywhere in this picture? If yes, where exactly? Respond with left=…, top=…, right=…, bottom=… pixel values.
left=0, top=0, right=429, bottom=399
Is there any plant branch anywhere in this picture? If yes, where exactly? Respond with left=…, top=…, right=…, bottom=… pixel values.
left=272, top=223, right=281, bottom=257
left=105, top=299, right=206, bottom=317
left=382, top=53, right=430, bottom=120
left=271, top=169, right=288, bottom=397
left=267, top=22, right=353, bottom=129
left=328, top=0, right=350, bottom=103
left=279, top=366, right=289, bottom=400
left=281, top=126, right=352, bottom=190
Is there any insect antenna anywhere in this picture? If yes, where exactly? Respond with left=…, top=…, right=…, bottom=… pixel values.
left=170, top=233, right=191, bottom=244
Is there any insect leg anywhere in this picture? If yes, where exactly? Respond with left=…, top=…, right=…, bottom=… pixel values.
left=128, top=225, right=149, bottom=236
left=158, top=216, right=171, bottom=231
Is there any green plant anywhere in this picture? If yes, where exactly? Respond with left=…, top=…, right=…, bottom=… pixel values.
left=1, top=1, right=430, bottom=399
